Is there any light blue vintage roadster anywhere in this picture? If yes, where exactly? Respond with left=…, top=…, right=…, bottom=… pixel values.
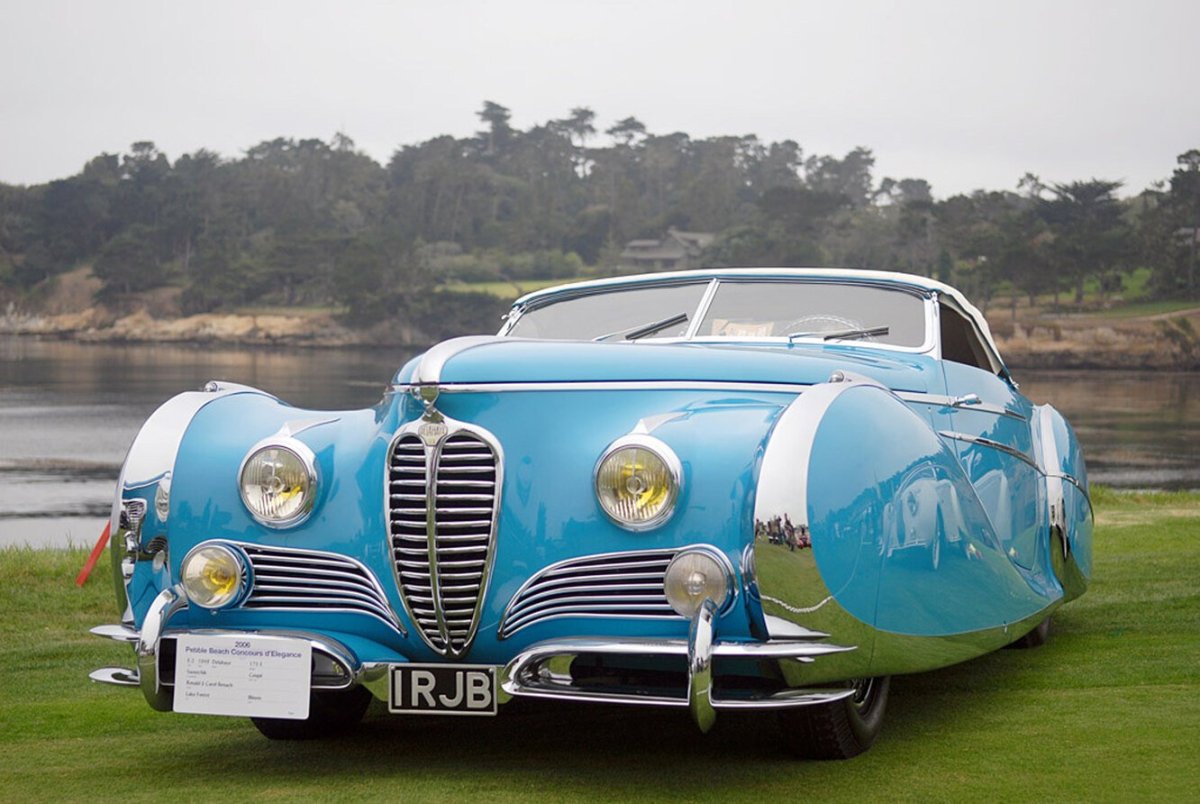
left=90, top=269, right=1092, bottom=758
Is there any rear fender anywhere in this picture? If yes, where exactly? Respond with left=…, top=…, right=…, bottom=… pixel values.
left=1033, top=404, right=1093, bottom=600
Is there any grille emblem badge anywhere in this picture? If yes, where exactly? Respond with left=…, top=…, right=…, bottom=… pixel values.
left=418, top=421, right=447, bottom=445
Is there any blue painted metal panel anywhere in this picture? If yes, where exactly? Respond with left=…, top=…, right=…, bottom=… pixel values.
left=395, top=339, right=941, bottom=393
left=806, top=385, right=1054, bottom=636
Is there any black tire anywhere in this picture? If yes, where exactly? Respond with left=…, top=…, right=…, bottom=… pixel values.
left=777, top=676, right=890, bottom=760
left=1006, top=616, right=1051, bottom=649
left=251, top=686, right=373, bottom=740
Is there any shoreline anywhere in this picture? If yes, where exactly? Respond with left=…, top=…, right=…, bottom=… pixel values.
left=2, top=307, right=1197, bottom=371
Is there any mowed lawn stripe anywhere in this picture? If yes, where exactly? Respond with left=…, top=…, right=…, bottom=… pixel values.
left=1, top=490, right=1196, bottom=801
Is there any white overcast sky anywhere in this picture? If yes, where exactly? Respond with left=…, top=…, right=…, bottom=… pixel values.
left=1, top=0, right=1196, bottom=197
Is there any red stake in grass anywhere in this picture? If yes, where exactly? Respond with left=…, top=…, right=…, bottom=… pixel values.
left=75, top=522, right=111, bottom=587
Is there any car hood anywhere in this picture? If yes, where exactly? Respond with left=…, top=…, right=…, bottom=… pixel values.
left=394, top=338, right=940, bottom=393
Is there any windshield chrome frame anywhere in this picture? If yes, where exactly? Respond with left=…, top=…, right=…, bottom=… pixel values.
left=500, top=276, right=938, bottom=355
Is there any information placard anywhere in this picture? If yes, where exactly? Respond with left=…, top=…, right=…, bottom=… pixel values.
left=173, top=634, right=311, bottom=720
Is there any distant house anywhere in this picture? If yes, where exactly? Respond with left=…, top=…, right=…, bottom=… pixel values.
left=619, top=228, right=715, bottom=272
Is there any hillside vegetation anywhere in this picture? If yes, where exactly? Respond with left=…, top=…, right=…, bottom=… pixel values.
left=1, top=104, right=1197, bottom=349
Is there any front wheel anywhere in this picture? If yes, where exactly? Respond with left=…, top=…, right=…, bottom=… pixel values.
left=251, top=686, right=373, bottom=740
left=777, top=676, right=891, bottom=760
left=1005, top=616, right=1051, bottom=649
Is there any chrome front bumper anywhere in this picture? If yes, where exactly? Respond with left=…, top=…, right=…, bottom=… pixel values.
left=500, top=599, right=857, bottom=731
left=92, top=589, right=856, bottom=731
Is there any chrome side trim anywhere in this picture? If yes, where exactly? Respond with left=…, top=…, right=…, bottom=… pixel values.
left=392, top=380, right=814, bottom=395
left=938, top=430, right=1040, bottom=470
left=896, top=391, right=1027, bottom=421
left=136, top=585, right=188, bottom=711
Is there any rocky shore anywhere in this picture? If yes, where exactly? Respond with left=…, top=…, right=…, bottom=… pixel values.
left=3, top=303, right=1196, bottom=370
left=2, top=268, right=1197, bottom=369
left=994, top=316, right=1199, bottom=370
left=0, top=306, right=382, bottom=348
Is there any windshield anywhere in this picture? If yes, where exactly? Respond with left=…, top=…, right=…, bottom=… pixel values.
left=698, top=281, right=927, bottom=347
left=506, top=278, right=928, bottom=348
left=506, top=282, right=708, bottom=340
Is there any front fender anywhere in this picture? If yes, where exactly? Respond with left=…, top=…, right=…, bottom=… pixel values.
left=109, top=382, right=277, bottom=623
left=753, top=376, right=1056, bottom=681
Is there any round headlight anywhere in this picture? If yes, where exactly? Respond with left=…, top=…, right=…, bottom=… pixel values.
left=664, top=548, right=732, bottom=618
left=239, top=439, right=317, bottom=527
left=595, top=436, right=681, bottom=530
left=180, top=543, right=245, bottom=609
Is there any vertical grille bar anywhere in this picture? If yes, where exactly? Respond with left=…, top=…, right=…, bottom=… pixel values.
left=387, top=422, right=501, bottom=658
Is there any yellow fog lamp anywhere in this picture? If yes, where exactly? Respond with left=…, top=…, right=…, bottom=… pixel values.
left=180, top=543, right=246, bottom=610
left=664, top=548, right=733, bottom=618
left=594, top=435, right=682, bottom=530
left=238, top=438, right=318, bottom=528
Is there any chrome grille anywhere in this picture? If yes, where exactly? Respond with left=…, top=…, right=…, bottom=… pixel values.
left=388, top=427, right=500, bottom=657
left=240, top=543, right=403, bottom=632
left=120, top=499, right=147, bottom=531
left=499, top=549, right=681, bottom=638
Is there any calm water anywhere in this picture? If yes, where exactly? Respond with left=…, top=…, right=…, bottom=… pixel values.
left=2, top=336, right=1196, bottom=549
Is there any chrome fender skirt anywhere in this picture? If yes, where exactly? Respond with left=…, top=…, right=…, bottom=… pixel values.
left=753, top=377, right=1056, bottom=682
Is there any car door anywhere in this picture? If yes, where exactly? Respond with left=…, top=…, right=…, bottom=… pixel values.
left=938, top=304, right=1042, bottom=570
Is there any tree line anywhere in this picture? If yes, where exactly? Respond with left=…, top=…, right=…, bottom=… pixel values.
left=0, top=101, right=1197, bottom=336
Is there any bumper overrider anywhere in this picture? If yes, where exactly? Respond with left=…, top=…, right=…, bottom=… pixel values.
left=91, top=586, right=856, bottom=732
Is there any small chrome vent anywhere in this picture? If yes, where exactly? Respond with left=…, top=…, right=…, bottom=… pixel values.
left=387, top=424, right=501, bottom=658
left=499, top=549, right=681, bottom=638
left=240, top=543, right=403, bottom=633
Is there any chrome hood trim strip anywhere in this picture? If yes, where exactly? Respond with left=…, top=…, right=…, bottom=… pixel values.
left=392, top=380, right=814, bottom=395
left=410, top=336, right=508, bottom=387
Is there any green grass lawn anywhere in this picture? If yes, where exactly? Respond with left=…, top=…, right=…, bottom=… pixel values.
left=1078, top=298, right=1200, bottom=319
left=2, top=491, right=1198, bottom=802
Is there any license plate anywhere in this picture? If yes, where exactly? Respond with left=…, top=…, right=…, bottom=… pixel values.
left=173, top=634, right=312, bottom=720
left=389, top=664, right=498, bottom=716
